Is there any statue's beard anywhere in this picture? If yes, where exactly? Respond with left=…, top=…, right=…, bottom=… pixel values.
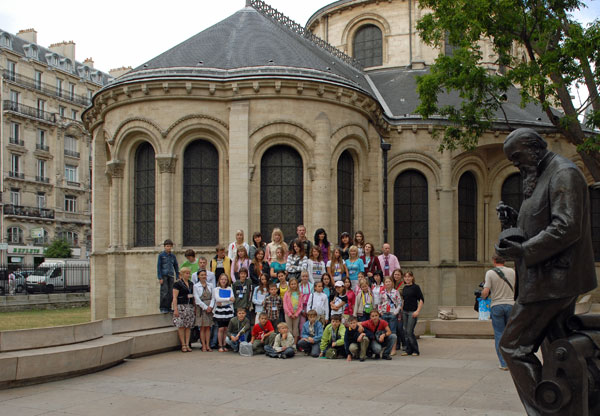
left=521, top=165, right=538, bottom=198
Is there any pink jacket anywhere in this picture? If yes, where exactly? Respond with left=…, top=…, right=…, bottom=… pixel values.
left=283, top=290, right=303, bottom=318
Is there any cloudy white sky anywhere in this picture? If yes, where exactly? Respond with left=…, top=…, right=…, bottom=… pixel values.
left=1, top=0, right=598, bottom=74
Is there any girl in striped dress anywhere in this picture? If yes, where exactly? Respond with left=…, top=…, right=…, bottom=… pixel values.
left=213, top=273, right=235, bottom=352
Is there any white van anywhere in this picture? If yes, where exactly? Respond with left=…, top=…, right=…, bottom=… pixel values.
left=26, top=259, right=90, bottom=293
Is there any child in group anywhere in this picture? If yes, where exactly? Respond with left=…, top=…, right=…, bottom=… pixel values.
left=327, top=248, right=348, bottom=282
left=286, top=239, right=308, bottom=281
left=251, top=312, right=276, bottom=354
left=269, top=247, right=287, bottom=283
left=306, top=246, right=326, bottom=284
left=252, top=273, right=270, bottom=323
left=157, top=239, right=179, bottom=313
left=210, top=245, right=232, bottom=284
left=330, top=281, right=347, bottom=319
left=297, top=309, right=324, bottom=357
left=298, top=271, right=313, bottom=331
left=345, top=315, right=369, bottom=362
left=213, top=273, right=235, bottom=352
left=181, top=249, right=199, bottom=275
left=265, top=322, right=296, bottom=358
left=307, top=281, right=329, bottom=325
left=232, top=267, right=252, bottom=318
left=379, top=276, right=401, bottom=356
left=228, top=229, right=250, bottom=261
left=248, top=231, right=267, bottom=261
left=343, top=276, right=355, bottom=321
left=262, top=283, right=283, bottom=330
left=361, top=242, right=381, bottom=278
left=277, top=271, right=289, bottom=323
left=370, top=270, right=384, bottom=308
left=355, top=272, right=368, bottom=296
left=266, top=228, right=288, bottom=263
left=319, top=314, right=346, bottom=359
left=392, top=268, right=404, bottom=291
left=226, top=308, right=251, bottom=352
left=232, top=246, right=251, bottom=282
left=354, top=279, right=374, bottom=322
left=249, top=248, right=269, bottom=287
left=321, top=273, right=334, bottom=298
left=354, top=231, right=365, bottom=257
left=283, top=278, right=303, bottom=343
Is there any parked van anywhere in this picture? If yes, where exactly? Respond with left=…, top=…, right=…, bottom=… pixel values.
left=26, top=259, right=90, bottom=293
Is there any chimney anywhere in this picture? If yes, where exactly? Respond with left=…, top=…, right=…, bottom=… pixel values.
left=83, top=57, right=94, bottom=68
left=49, top=41, right=75, bottom=61
left=17, top=28, right=37, bottom=44
left=109, top=66, right=132, bottom=78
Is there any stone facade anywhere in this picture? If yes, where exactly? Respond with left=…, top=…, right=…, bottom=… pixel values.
left=1, top=28, right=112, bottom=265
left=83, top=1, right=599, bottom=319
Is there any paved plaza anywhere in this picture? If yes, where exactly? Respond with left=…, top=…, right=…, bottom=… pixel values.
left=1, top=338, right=524, bottom=415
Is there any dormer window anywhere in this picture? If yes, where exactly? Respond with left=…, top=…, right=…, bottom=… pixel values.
left=0, top=33, right=12, bottom=49
left=77, top=65, right=90, bottom=79
left=46, top=53, right=59, bottom=67
left=60, top=58, right=73, bottom=72
left=24, top=44, right=39, bottom=59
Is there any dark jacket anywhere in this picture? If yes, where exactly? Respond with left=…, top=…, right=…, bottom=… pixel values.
left=516, top=152, right=597, bottom=303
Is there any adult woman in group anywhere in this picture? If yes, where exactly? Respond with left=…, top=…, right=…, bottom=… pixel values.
left=193, top=269, right=215, bottom=352
left=345, top=245, right=365, bottom=291
left=172, top=267, right=196, bottom=352
left=361, top=242, right=381, bottom=280
left=269, top=246, right=287, bottom=283
left=339, top=232, right=352, bottom=260
left=249, top=231, right=267, bottom=261
left=266, top=228, right=288, bottom=262
left=314, top=228, right=331, bottom=264
left=401, top=271, right=424, bottom=356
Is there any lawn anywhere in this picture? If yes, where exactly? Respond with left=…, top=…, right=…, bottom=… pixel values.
left=0, top=307, right=91, bottom=331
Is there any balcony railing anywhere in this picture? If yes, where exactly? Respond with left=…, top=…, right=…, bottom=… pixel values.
left=3, top=101, right=56, bottom=123
left=9, top=137, right=24, bottom=146
left=35, top=176, right=50, bottom=183
left=36, top=143, right=50, bottom=151
left=2, top=71, right=91, bottom=106
left=3, top=204, right=55, bottom=219
left=66, top=181, right=81, bottom=187
left=8, top=171, right=24, bottom=179
left=64, top=149, right=80, bottom=158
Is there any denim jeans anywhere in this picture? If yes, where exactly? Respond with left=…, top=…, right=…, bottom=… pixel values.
left=225, top=337, right=240, bottom=352
left=402, top=310, right=419, bottom=354
left=159, top=275, right=174, bottom=312
left=381, top=313, right=397, bottom=334
left=264, top=345, right=295, bottom=358
left=370, top=334, right=397, bottom=357
left=297, top=339, right=320, bottom=357
left=491, top=303, right=513, bottom=367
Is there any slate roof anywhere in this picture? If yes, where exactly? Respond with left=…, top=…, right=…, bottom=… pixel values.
left=118, top=7, right=373, bottom=97
left=0, top=28, right=112, bottom=86
left=306, top=0, right=368, bottom=28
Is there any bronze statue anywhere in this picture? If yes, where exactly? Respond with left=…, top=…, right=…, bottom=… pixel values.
left=495, top=128, right=599, bottom=416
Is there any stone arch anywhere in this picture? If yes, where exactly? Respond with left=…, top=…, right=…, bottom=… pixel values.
left=388, top=152, right=442, bottom=187
left=249, top=120, right=316, bottom=150
left=113, top=120, right=162, bottom=161
left=341, top=13, right=391, bottom=64
left=331, top=123, right=370, bottom=153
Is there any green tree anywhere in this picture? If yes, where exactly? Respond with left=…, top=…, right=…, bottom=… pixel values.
left=44, top=239, right=72, bottom=258
left=416, top=0, right=600, bottom=180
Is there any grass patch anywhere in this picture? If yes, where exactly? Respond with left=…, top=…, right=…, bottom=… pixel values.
left=0, top=307, right=91, bottom=331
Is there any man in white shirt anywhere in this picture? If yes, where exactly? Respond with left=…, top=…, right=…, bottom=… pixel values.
left=192, top=257, right=216, bottom=286
left=481, top=254, right=516, bottom=371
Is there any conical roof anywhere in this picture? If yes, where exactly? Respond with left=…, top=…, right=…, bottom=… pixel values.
left=116, top=6, right=372, bottom=95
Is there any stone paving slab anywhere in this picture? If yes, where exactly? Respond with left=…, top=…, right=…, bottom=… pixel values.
left=0, top=338, right=525, bottom=415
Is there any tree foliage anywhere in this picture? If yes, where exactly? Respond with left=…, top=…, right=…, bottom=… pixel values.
left=44, top=239, right=72, bottom=258
left=416, top=0, right=600, bottom=180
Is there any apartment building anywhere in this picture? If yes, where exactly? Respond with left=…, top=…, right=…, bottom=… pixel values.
left=0, top=28, right=112, bottom=266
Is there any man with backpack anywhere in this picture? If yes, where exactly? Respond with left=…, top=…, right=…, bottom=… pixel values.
left=481, top=254, right=515, bottom=371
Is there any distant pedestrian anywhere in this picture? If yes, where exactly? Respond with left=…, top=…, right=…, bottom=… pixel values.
left=8, top=271, right=16, bottom=296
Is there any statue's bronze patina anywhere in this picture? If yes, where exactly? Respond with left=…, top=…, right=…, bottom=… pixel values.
left=495, top=128, right=599, bottom=416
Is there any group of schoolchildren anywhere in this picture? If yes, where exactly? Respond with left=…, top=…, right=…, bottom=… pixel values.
left=159, top=225, right=425, bottom=361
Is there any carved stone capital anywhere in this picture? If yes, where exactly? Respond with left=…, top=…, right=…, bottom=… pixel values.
left=106, top=160, right=125, bottom=179
left=156, top=155, right=177, bottom=173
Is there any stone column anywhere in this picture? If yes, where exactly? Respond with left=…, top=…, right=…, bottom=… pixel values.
left=438, top=150, right=457, bottom=305
left=228, top=101, right=250, bottom=239
left=312, top=112, right=331, bottom=232
left=156, top=155, right=177, bottom=244
left=106, top=160, right=124, bottom=249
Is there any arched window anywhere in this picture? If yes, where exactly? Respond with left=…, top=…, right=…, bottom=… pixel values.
left=394, top=170, right=428, bottom=261
left=260, top=145, right=303, bottom=241
left=353, top=24, right=383, bottom=67
left=8, top=227, right=23, bottom=244
left=183, top=140, right=219, bottom=246
left=501, top=173, right=523, bottom=214
left=33, top=228, right=49, bottom=245
left=134, top=142, right=155, bottom=247
left=458, top=172, right=477, bottom=261
left=590, top=187, right=600, bottom=262
left=337, top=150, right=354, bottom=237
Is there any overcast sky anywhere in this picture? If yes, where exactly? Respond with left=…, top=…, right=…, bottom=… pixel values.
left=1, top=0, right=598, bottom=73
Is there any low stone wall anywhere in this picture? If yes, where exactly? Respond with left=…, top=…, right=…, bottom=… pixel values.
left=0, top=293, right=90, bottom=312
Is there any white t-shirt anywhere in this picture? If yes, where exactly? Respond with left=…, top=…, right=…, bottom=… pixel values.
left=483, top=266, right=516, bottom=307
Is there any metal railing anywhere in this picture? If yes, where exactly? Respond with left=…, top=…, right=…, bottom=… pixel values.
left=8, top=171, right=24, bottom=179
left=9, top=137, right=24, bottom=146
left=2, top=71, right=92, bottom=106
left=36, top=143, right=50, bottom=151
left=3, top=204, right=55, bottom=219
left=66, top=181, right=81, bottom=187
left=0, top=264, right=90, bottom=295
left=64, top=149, right=80, bottom=158
left=35, top=176, right=50, bottom=183
left=3, top=100, right=56, bottom=123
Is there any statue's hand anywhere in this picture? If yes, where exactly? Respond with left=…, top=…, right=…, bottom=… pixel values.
left=495, top=239, right=523, bottom=260
left=496, top=201, right=518, bottom=229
